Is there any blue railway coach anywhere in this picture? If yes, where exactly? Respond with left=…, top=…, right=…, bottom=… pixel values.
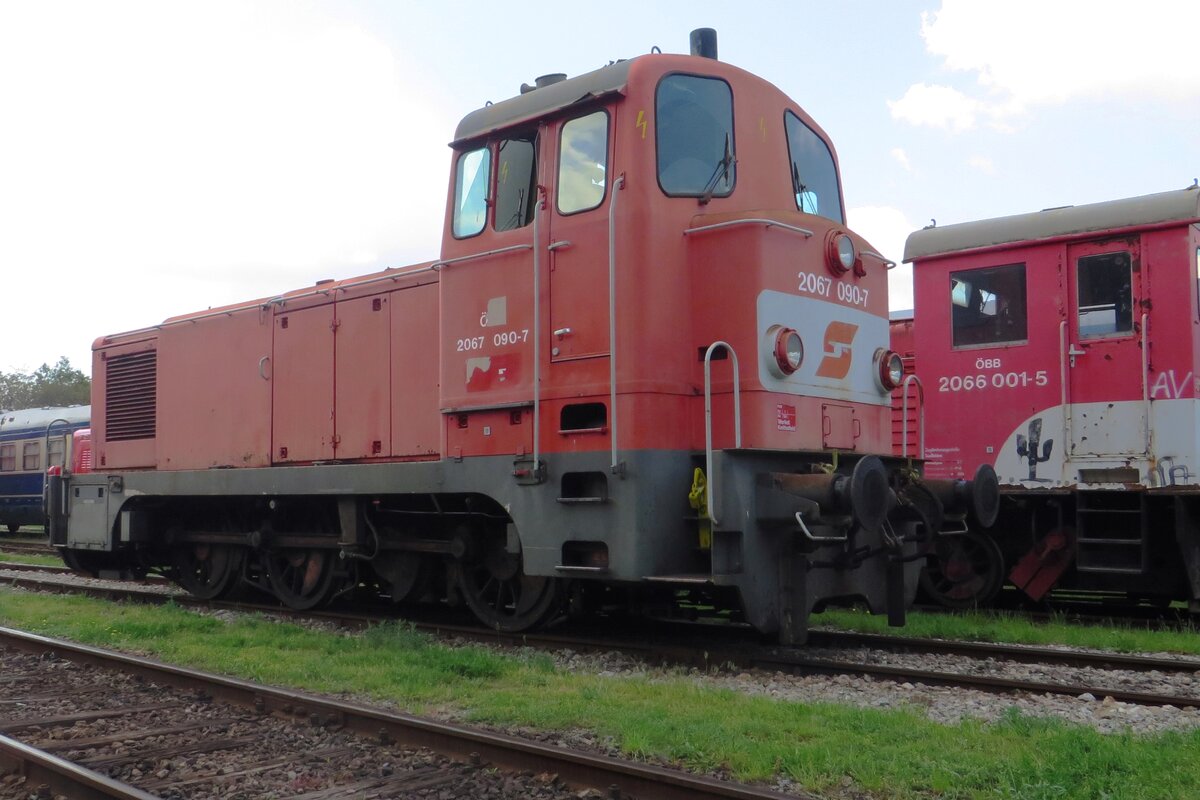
left=0, top=406, right=90, bottom=533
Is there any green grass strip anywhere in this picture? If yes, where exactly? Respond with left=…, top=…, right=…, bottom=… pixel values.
left=1, top=589, right=1198, bottom=799
left=0, top=552, right=65, bottom=568
left=818, top=607, right=1200, bottom=656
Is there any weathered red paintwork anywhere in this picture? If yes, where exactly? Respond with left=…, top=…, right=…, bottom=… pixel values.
left=895, top=187, right=1200, bottom=609
left=94, top=54, right=891, bottom=473
left=902, top=221, right=1197, bottom=483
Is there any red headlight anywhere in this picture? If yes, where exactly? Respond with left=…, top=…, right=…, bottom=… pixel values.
left=772, top=327, right=804, bottom=375
left=825, top=230, right=857, bottom=275
left=876, top=349, right=904, bottom=391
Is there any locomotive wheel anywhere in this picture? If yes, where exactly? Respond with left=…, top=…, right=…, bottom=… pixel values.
left=173, top=544, right=243, bottom=600
left=372, top=552, right=431, bottom=603
left=61, top=547, right=102, bottom=577
left=455, top=540, right=560, bottom=632
left=919, top=530, right=1005, bottom=609
left=265, top=548, right=337, bottom=610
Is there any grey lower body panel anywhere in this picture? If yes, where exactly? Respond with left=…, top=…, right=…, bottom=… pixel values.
left=62, top=448, right=917, bottom=641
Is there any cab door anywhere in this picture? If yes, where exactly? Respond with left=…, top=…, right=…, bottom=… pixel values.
left=547, top=108, right=613, bottom=362
left=439, top=132, right=541, bottom=415
left=1065, top=238, right=1146, bottom=457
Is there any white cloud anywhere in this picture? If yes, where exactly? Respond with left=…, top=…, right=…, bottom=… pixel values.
left=891, top=148, right=913, bottom=172
left=893, top=0, right=1200, bottom=132
left=967, top=155, right=996, bottom=175
left=0, top=1, right=455, bottom=371
left=923, top=1, right=1200, bottom=105
left=847, top=205, right=916, bottom=311
left=887, top=83, right=983, bottom=132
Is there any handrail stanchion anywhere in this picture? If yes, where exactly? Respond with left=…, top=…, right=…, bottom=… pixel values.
left=703, top=342, right=741, bottom=526
left=901, top=374, right=924, bottom=460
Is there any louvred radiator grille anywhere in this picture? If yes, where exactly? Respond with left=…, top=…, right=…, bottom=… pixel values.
left=105, top=351, right=157, bottom=441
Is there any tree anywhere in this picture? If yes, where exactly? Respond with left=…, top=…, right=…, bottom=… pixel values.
left=0, top=357, right=90, bottom=410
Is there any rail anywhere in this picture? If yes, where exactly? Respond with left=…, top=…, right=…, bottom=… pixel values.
left=900, top=374, right=924, bottom=459
left=1059, top=320, right=1071, bottom=446
left=40, top=418, right=71, bottom=519
left=0, top=734, right=159, bottom=800
left=703, top=341, right=742, bottom=526
left=532, top=199, right=544, bottom=478
left=683, top=218, right=814, bottom=238
left=861, top=250, right=897, bottom=269
left=1141, top=311, right=1150, bottom=454
left=609, top=174, right=626, bottom=475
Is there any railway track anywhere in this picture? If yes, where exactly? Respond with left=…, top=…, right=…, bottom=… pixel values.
left=0, top=734, right=158, bottom=800
left=0, top=539, right=57, bottom=557
left=0, top=626, right=802, bottom=799
left=3, top=567, right=1199, bottom=713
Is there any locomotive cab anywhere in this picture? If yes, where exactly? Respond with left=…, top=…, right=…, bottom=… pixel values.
left=903, top=186, right=1200, bottom=610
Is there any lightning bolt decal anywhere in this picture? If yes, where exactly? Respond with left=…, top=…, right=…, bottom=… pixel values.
left=635, top=110, right=647, bottom=139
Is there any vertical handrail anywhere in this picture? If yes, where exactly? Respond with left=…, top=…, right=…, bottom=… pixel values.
left=609, top=174, right=625, bottom=475
left=703, top=341, right=741, bottom=526
left=1141, top=311, right=1150, bottom=454
left=42, top=417, right=69, bottom=514
left=1059, top=320, right=1071, bottom=447
left=900, top=374, right=924, bottom=460
left=532, top=193, right=543, bottom=476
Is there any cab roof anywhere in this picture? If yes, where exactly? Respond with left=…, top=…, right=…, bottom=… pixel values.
left=453, top=60, right=633, bottom=146
left=904, top=186, right=1200, bottom=263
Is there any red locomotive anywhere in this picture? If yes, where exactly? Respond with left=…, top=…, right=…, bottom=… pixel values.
left=48, top=30, right=994, bottom=643
left=896, top=185, right=1200, bottom=610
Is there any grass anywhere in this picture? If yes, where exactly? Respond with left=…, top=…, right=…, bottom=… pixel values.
left=818, top=606, right=1200, bottom=656
left=0, top=552, right=65, bottom=568
left=1, top=589, right=1199, bottom=799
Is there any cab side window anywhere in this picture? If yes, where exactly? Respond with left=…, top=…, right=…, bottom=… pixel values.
left=0, top=444, right=13, bottom=472
left=656, top=75, right=735, bottom=197
left=453, top=147, right=490, bottom=238
left=1077, top=252, right=1132, bottom=338
left=950, top=264, right=1028, bottom=348
left=785, top=112, right=844, bottom=224
left=494, top=134, right=538, bottom=232
left=557, top=112, right=608, bottom=214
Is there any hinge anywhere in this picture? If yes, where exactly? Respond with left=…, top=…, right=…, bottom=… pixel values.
left=330, top=319, right=341, bottom=331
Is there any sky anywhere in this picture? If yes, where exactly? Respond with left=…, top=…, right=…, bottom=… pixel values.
left=2, top=0, right=1197, bottom=374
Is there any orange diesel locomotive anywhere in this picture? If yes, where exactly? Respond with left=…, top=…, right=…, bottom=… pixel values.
left=49, top=31, right=995, bottom=643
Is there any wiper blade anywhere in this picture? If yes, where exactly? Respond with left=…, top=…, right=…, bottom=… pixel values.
left=699, top=133, right=736, bottom=205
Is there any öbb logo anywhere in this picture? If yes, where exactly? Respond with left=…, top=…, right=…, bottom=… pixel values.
left=815, top=321, right=859, bottom=379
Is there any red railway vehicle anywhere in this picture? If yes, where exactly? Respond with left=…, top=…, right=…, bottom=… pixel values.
left=897, top=186, right=1200, bottom=609
left=47, top=30, right=994, bottom=643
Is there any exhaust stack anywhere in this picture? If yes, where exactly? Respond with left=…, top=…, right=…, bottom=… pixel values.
left=690, top=28, right=718, bottom=60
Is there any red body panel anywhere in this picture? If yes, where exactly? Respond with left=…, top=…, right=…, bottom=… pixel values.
left=92, top=54, right=899, bottom=475
left=903, top=212, right=1200, bottom=484
left=157, top=307, right=272, bottom=470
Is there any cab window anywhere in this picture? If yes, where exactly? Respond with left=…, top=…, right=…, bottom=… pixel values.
left=557, top=112, right=608, bottom=214
left=452, top=147, right=490, bottom=238
left=494, top=135, right=537, bottom=232
left=950, top=264, right=1028, bottom=348
left=785, top=112, right=843, bottom=223
left=1077, top=251, right=1132, bottom=338
left=0, top=444, right=13, bottom=472
left=656, top=75, right=734, bottom=197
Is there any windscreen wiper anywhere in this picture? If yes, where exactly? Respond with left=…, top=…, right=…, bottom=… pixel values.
left=699, top=133, right=736, bottom=205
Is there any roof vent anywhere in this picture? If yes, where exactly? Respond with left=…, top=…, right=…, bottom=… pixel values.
left=520, top=73, right=567, bottom=94
left=690, top=28, right=718, bottom=60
